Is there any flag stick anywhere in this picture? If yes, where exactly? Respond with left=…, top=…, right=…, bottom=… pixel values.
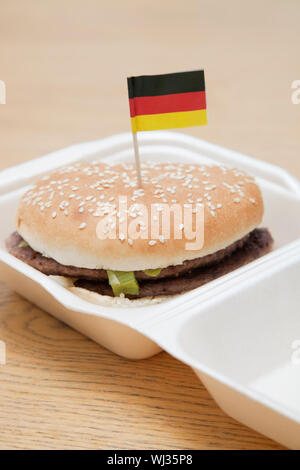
left=132, top=132, right=143, bottom=187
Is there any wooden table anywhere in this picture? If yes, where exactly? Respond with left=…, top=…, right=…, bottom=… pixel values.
left=0, top=0, right=299, bottom=450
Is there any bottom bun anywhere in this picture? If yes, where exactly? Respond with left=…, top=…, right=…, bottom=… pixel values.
left=69, top=286, right=174, bottom=308
left=50, top=275, right=173, bottom=307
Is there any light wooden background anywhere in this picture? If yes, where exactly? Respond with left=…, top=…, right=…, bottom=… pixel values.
left=0, top=0, right=299, bottom=450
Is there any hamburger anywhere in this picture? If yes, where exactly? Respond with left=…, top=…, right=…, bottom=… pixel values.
left=6, top=160, right=273, bottom=305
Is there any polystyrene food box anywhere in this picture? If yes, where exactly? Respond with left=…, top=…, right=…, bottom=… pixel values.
left=0, top=131, right=299, bottom=448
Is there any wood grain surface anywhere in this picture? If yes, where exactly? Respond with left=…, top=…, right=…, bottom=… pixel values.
left=0, top=0, right=299, bottom=450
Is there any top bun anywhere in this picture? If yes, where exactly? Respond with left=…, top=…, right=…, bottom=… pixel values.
left=16, top=160, right=263, bottom=271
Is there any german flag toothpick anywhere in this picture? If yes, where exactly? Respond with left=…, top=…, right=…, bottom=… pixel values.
left=127, top=70, right=207, bottom=133
left=127, top=70, right=207, bottom=186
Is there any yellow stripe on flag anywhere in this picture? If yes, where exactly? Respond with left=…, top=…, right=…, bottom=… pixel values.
left=130, top=109, right=207, bottom=133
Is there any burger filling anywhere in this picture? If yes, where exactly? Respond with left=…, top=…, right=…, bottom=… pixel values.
left=6, top=228, right=273, bottom=299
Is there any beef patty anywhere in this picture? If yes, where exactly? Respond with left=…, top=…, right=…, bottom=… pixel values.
left=7, top=230, right=249, bottom=281
left=6, top=228, right=273, bottom=298
left=74, top=228, right=273, bottom=298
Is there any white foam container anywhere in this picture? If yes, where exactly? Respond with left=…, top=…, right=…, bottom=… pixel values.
left=0, top=131, right=300, bottom=448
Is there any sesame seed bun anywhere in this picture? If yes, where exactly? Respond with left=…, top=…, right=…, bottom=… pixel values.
left=16, top=161, right=263, bottom=271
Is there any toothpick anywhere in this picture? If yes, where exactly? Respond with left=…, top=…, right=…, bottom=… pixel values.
left=132, top=132, right=142, bottom=187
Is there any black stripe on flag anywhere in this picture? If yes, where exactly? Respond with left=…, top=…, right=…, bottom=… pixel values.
left=127, top=70, right=205, bottom=99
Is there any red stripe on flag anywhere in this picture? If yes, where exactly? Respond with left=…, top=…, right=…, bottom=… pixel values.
left=129, top=91, right=206, bottom=117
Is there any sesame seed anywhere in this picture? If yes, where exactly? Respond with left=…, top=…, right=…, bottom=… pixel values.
left=52, top=211, right=57, bottom=218
left=79, top=223, right=87, bottom=230
left=59, top=201, right=69, bottom=210
left=148, top=240, right=157, bottom=246
left=234, top=197, right=241, bottom=203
